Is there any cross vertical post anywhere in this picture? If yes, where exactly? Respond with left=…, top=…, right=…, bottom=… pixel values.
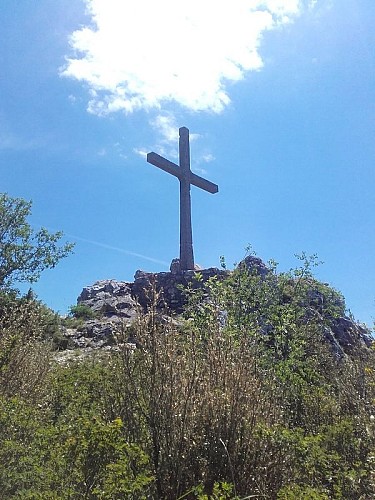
left=178, top=127, right=194, bottom=270
left=147, top=127, right=218, bottom=271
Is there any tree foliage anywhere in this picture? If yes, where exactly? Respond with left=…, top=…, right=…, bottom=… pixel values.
left=0, top=193, right=74, bottom=289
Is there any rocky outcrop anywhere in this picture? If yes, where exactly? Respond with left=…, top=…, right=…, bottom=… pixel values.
left=59, top=279, right=137, bottom=350
left=63, top=268, right=228, bottom=349
left=60, top=258, right=372, bottom=355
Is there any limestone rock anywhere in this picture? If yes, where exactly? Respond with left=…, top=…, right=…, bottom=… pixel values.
left=329, top=316, right=372, bottom=354
left=77, top=279, right=138, bottom=320
left=170, top=258, right=181, bottom=274
left=133, top=267, right=229, bottom=312
left=238, top=255, right=270, bottom=278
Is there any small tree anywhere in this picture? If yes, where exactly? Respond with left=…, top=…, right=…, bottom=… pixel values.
left=0, top=193, right=74, bottom=289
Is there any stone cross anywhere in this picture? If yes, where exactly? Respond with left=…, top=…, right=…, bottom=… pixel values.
left=147, top=127, right=218, bottom=271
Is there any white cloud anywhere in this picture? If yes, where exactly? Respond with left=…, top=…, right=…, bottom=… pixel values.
left=133, top=148, right=148, bottom=159
left=150, top=115, right=179, bottom=143
left=202, top=153, right=215, bottom=163
left=62, top=0, right=309, bottom=115
left=193, top=166, right=208, bottom=176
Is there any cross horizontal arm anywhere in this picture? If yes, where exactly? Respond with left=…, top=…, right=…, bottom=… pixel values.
left=147, top=152, right=181, bottom=179
left=190, top=172, right=218, bottom=194
left=147, top=152, right=218, bottom=194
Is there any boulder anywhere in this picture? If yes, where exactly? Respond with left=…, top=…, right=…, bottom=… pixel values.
left=77, top=279, right=138, bottom=320
left=238, top=255, right=270, bottom=278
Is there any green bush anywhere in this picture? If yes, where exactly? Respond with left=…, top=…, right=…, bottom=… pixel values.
left=110, top=254, right=375, bottom=498
left=69, top=303, right=96, bottom=320
left=0, top=360, right=154, bottom=498
left=0, top=292, right=52, bottom=399
left=277, top=484, right=329, bottom=499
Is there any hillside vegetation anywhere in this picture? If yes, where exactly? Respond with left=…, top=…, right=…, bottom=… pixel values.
left=0, top=257, right=374, bottom=498
left=0, top=193, right=374, bottom=498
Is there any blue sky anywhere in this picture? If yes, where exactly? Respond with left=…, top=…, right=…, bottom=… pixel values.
left=1, top=0, right=374, bottom=326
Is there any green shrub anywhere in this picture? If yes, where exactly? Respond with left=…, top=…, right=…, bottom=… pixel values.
left=277, top=484, right=329, bottom=499
left=69, top=303, right=96, bottom=320
left=0, top=292, right=52, bottom=399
